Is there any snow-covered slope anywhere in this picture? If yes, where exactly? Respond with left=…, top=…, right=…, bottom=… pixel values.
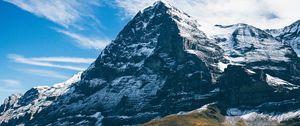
left=213, top=24, right=293, bottom=63
left=267, top=20, right=300, bottom=57
left=212, top=23, right=300, bottom=84
left=0, top=72, right=81, bottom=125
left=266, top=74, right=300, bottom=90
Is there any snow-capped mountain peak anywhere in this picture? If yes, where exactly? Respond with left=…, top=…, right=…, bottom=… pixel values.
left=267, top=20, right=300, bottom=56
left=212, top=22, right=300, bottom=85
left=213, top=23, right=294, bottom=62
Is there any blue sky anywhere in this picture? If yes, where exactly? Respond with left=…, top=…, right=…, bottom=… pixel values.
left=0, top=0, right=299, bottom=102
left=0, top=1, right=130, bottom=102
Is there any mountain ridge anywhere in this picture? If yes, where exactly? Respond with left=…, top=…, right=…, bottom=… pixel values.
left=267, top=20, right=300, bottom=57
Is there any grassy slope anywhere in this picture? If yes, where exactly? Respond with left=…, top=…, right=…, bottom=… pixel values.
left=142, top=105, right=247, bottom=126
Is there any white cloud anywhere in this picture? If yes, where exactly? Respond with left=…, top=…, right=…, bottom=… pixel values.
left=7, top=0, right=299, bottom=49
left=31, top=56, right=95, bottom=64
left=5, top=0, right=100, bottom=28
left=0, top=80, right=21, bottom=88
left=114, top=0, right=155, bottom=17
left=7, top=54, right=87, bottom=71
left=23, top=69, right=69, bottom=79
left=56, top=29, right=109, bottom=49
left=114, top=0, right=300, bottom=29
left=5, top=0, right=109, bottom=49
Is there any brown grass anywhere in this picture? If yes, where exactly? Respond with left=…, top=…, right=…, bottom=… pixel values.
left=141, top=106, right=248, bottom=126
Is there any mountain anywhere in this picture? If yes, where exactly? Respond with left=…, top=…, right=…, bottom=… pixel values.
left=0, top=72, right=82, bottom=125
left=212, top=23, right=300, bottom=84
left=267, top=20, right=300, bottom=57
left=1, top=1, right=300, bottom=126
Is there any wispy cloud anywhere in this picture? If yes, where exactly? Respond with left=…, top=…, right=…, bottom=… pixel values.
left=23, top=69, right=69, bottom=79
left=7, top=54, right=89, bottom=71
left=0, top=79, right=21, bottom=88
left=5, top=0, right=100, bottom=28
left=31, top=56, right=95, bottom=64
left=56, top=29, right=109, bottom=49
left=5, top=0, right=109, bottom=49
left=113, top=0, right=300, bottom=29
left=113, top=0, right=155, bottom=17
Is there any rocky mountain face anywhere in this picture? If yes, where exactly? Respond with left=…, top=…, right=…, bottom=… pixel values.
left=1, top=1, right=300, bottom=126
left=218, top=65, right=300, bottom=112
left=267, top=20, right=300, bottom=56
left=0, top=72, right=82, bottom=125
left=213, top=23, right=300, bottom=84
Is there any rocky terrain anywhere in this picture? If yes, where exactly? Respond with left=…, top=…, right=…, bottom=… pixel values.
left=1, top=1, right=300, bottom=126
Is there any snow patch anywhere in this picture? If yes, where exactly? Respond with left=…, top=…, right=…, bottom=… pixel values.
left=217, top=62, right=229, bottom=72
left=241, top=110, right=300, bottom=123
left=266, top=74, right=300, bottom=90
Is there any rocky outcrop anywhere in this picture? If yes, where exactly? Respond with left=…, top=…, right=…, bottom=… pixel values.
left=218, top=65, right=272, bottom=107
left=218, top=65, right=300, bottom=109
left=0, top=94, right=20, bottom=113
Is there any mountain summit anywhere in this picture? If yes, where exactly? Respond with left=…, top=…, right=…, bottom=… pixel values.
left=1, top=1, right=300, bottom=126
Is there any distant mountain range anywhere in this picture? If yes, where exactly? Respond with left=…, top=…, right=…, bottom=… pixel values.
left=1, top=1, right=300, bottom=126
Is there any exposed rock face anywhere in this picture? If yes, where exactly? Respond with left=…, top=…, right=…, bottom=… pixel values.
left=1, top=1, right=300, bottom=126
left=70, top=2, right=222, bottom=125
left=218, top=65, right=300, bottom=110
left=218, top=65, right=273, bottom=107
left=0, top=94, right=21, bottom=113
